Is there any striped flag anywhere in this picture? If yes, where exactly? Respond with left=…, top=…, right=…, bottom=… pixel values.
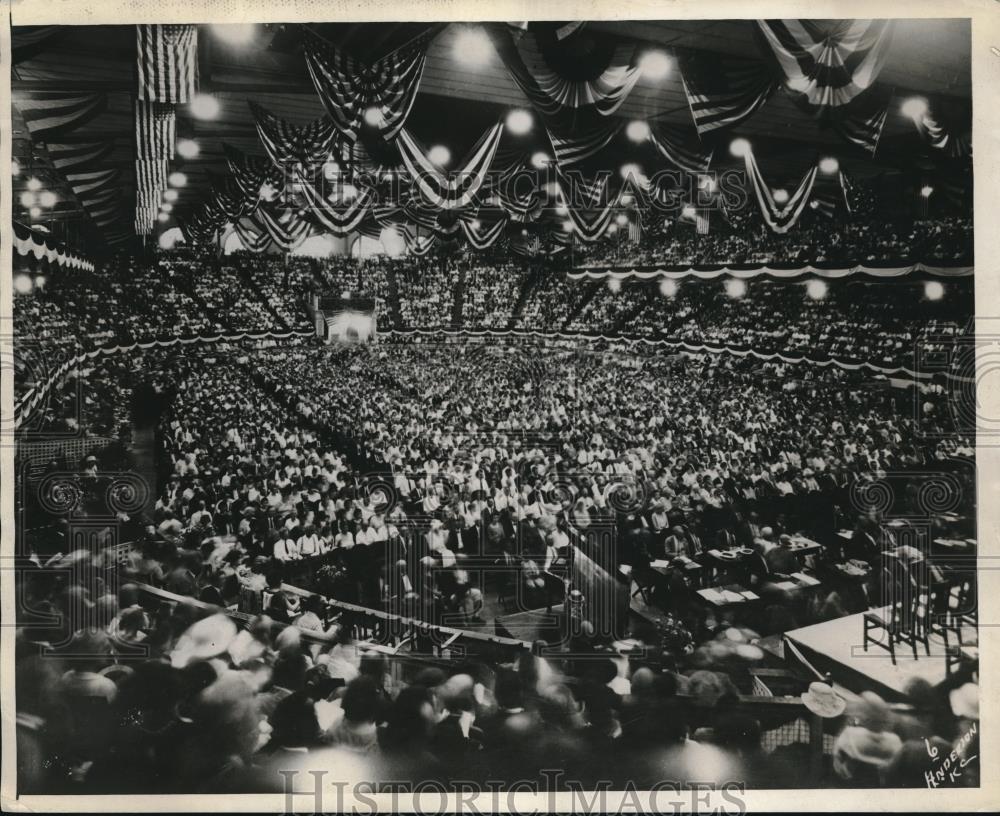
left=135, top=100, right=176, bottom=159
left=16, top=93, right=106, bottom=138
left=648, top=123, right=714, bottom=174
left=137, top=24, right=198, bottom=104
left=547, top=119, right=622, bottom=165
left=628, top=211, right=642, bottom=244
left=135, top=159, right=168, bottom=194
left=678, top=51, right=776, bottom=135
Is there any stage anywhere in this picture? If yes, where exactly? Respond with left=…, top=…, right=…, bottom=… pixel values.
left=779, top=609, right=976, bottom=702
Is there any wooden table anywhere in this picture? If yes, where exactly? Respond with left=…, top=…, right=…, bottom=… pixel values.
left=696, top=583, right=761, bottom=608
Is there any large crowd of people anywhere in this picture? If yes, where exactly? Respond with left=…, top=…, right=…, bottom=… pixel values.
left=572, top=215, right=973, bottom=268
left=10, top=204, right=978, bottom=795
left=14, top=340, right=979, bottom=793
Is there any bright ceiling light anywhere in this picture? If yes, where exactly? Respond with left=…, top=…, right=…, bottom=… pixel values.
left=363, top=106, right=383, bottom=127
left=902, top=96, right=928, bottom=121
left=806, top=279, right=828, bottom=300
left=562, top=219, right=574, bottom=232
left=19, top=191, right=36, bottom=208
left=729, top=138, right=751, bottom=158
left=212, top=23, right=257, bottom=46
left=699, top=175, right=717, bottom=192
left=925, top=281, right=944, bottom=301
left=819, top=157, right=839, bottom=175
left=341, top=183, right=358, bottom=200
left=168, top=171, right=187, bottom=187
left=39, top=191, right=57, bottom=208
left=160, top=202, right=174, bottom=213
left=506, top=109, right=533, bottom=135
left=13, top=273, right=33, bottom=295
left=659, top=278, right=678, bottom=297
left=615, top=213, right=629, bottom=226
left=454, top=26, right=493, bottom=67
left=470, top=219, right=481, bottom=229
left=772, top=188, right=789, bottom=204
left=626, top=120, right=650, bottom=142
left=555, top=203, right=569, bottom=216
left=639, top=50, right=672, bottom=80
left=190, top=93, right=220, bottom=120
left=809, top=200, right=820, bottom=209
left=531, top=151, right=551, bottom=170
left=157, top=212, right=170, bottom=223
left=725, top=278, right=747, bottom=299
left=920, top=185, right=934, bottom=198
left=163, top=188, right=179, bottom=202
left=176, top=139, right=200, bottom=159
left=607, top=277, right=622, bottom=292
left=29, top=206, right=42, bottom=219
left=681, top=204, right=696, bottom=219
left=34, top=275, right=46, bottom=289
left=428, top=145, right=451, bottom=167
left=620, top=162, right=643, bottom=180
left=11, top=159, right=20, bottom=176
left=26, top=176, right=42, bottom=191
left=607, top=223, right=618, bottom=235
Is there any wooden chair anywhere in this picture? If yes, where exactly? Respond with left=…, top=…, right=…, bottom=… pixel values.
left=863, top=562, right=929, bottom=664
left=930, top=573, right=977, bottom=653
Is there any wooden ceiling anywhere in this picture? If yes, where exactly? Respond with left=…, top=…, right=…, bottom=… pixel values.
left=10, top=18, right=972, bottom=248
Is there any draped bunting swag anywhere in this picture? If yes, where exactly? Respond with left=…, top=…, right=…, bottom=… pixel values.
left=396, top=123, right=505, bottom=210
left=256, top=205, right=312, bottom=251
left=556, top=172, right=622, bottom=241
left=743, top=149, right=818, bottom=233
left=486, top=24, right=641, bottom=118
left=13, top=222, right=94, bottom=271
left=568, top=263, right=972, bottom=281
left=16, top=93, right=107, bottom=138
left=303, top=35, right=428, bottom=143
left=546, top=119, right=622, bottom=166
left=292, top=170, right=375, bottom=235
left=224, top=143, right=283, bottom=209
left=250, top=101, right=339, bottom=171
left=647, top=123, right=714, bottom=173
left=757, top=20, right=894, bottom=109
left=459, top=216, right=508, bottom=249
left=46, top=141, right=115, bottom=172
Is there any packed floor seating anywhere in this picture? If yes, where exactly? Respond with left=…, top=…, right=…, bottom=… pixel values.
left=14, top=341, right=978, bottom=793
left=573, top=215, right=973, bottom=268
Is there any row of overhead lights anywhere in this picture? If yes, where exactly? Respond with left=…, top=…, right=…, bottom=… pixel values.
left=156, top=171, right=187, bottom=223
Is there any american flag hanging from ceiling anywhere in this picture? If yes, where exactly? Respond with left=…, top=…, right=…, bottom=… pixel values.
left=137, top=24, right=198, bottom=104
left=135, top=100, right=177, bottom=160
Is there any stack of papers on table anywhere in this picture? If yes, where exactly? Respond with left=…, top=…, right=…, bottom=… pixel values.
left=650, top=559, right=670, bottom=569
left=721, top=590, right=745, bottom=603
left=740, top=590, right=760, bottom=600
left=792, top=572, right=820, bottom=586
left=699, top=588, right=725, bottom=603
left=773, top=580, right=797, bottom=591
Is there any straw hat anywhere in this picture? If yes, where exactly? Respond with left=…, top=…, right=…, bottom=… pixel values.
left=949, top=682, right=979, bottom=720
left=801, top=682, right=846, bottom=718
left=171, top=614, right=238, bottom=669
